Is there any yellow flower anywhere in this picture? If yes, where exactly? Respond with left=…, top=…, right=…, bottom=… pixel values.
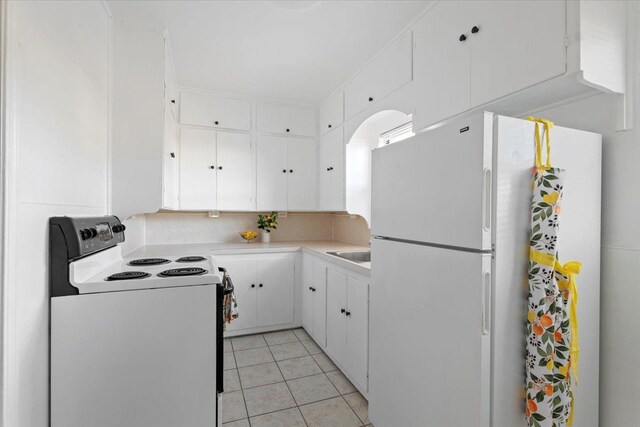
left=546, top=360, right=554, bottom=371
left=543, top=192, right=559, bottom=205
left=527, top=310, right=536, bottom=323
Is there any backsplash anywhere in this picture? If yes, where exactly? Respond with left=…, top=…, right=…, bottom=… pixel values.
left=144, top=212, right=334, bottom=245
left=333, top=214, right=371, bottom=246
left=137, top=211, right=371, bottom=247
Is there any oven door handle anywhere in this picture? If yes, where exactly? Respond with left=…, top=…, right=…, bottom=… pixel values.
left=218, top=267, right=234, bottom=295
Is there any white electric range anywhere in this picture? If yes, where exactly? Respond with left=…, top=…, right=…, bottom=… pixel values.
left=49, top=216, right=227, bottom=427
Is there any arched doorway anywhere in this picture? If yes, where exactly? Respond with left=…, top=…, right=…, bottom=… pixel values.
left=345, top=110, right=412, bottom=225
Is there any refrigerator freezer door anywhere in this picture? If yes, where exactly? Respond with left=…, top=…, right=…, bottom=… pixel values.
left=371, top=112, right=493, bottom=250
left=369, top=238, right=491, bottom=427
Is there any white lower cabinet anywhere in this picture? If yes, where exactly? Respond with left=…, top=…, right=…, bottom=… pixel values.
left=217, top=253, right=295, bottom=333
left=304, top=255, right=369, bottom=394
left=302, top=255, right=328, bottom=348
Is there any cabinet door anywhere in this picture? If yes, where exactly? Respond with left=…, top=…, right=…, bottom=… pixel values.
left=180, top=92, right=251, bottom=131
left=287, top=139, right=317, bottom=211
left=469, top=1, right=566, bottom=107
left=413, top=1, right=472, bottom=132
left=164, top=37, right=178, bottom=120
left=256, top=103, right=316, bottom=137
left=216, top=132, right=253, bottom=211
left=344, top=32, right=412, bottom=120
left=312, top=261, right=328, bottom=348
left=302, top=256, right=315, bottom=335
left=318, top=132, right=333, bottom=211
left=217, top=256, right=257, bottom=332
left=319, top=90, right=344, bottom=136
left=329, top=127, right=345, bottom=211
left=256, top=136, right=288, bottom=211
left=256, top=255, right=295, bottom=327
left=326, top=268, right=348, bottom=366
left=179, top=128, right=216, bottom=210
left=346, top=276, right=369, bottom=391
left=163, top=97, right=180, bottom=209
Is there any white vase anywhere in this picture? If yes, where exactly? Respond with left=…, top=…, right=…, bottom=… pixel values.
left=261, top=231, right=271, bottom=243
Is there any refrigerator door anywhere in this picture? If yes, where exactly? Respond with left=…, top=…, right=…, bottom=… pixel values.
left=369, top=238, right=491, bottom=427
left=371, top=112, right=493, bottom=250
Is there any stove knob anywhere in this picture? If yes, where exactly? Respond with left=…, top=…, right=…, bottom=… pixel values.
left=89, top=228, right=98, bottom=238
left=113, top=224, right=126, bottom=233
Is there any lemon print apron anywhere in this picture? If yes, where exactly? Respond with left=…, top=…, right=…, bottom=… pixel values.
left=525, top=118, right=581, bottom=427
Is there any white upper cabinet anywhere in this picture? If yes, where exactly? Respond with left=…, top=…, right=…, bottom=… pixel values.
left=179, top=128, right=217, bottom=210
left=180, top=92, right=251, bottom=131
left=216, top=132, right=253, bottom=211
left=162, top=95, right=180, bottom=210
left=468, top=1, right=566, bottom=107
left=257, top=136, right=288, bottom=211
left=180, top=128, right=253, bottom=211
left=413, top=0, right=628, bottom=131
left=257, top=103, right=317, bottom=137
left=257, top=136, right=317, bottom=211
left=318, top=125, right=345, bottom=211
left=164, top=37, right=179, bottom=121
left=344, top=32, right=412, bottom=120
left=413, top=1, right=472, bottom=131
left=287, top=139, right=317, bottom=210
left=319, top=90, right=344, bottom=136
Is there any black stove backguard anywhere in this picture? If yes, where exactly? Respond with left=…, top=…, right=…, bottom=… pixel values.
left=49, top=216, right=125, bottom=297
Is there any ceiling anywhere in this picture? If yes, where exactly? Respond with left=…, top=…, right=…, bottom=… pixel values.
left=109, top=1, right=430, bottom=106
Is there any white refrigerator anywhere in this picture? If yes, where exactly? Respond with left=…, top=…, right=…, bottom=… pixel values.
left=369, top=112, right=601, bottom=427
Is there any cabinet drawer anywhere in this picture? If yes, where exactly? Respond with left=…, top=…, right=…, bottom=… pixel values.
left=344, top=32, right=412, bottom=120
left=257, top=103, right=316, bottom=137
left=180, top=92, right=251, bottom=131
left=319, top=90, right=344, bottom=136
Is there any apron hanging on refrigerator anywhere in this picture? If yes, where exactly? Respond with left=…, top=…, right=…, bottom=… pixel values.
left=525, top=117, right=581, bottom=427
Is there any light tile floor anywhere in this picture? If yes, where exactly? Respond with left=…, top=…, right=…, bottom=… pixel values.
left=223, top=328, right=373, bottom=427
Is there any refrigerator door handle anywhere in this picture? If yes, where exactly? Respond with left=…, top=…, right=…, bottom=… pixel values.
left=482, top=168, right=492, bottom=232
left=482, top=271, right=491, bottom=335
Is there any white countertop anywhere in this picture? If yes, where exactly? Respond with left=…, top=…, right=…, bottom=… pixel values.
left=125, top=240, right=371, bottom=276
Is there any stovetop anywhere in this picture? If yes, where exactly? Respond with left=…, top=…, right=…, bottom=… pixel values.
left=69, top=249, right=222, bottom=294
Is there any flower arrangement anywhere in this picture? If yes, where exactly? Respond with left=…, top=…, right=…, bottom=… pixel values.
left=257, top=211, right=278, bottom=233
left=239, top=231, right=258, bottom=242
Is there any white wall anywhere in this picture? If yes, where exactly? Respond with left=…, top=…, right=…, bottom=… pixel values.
left=2, top=1, right=111, bottom=425
left=532, top=7, right=640, bottom=419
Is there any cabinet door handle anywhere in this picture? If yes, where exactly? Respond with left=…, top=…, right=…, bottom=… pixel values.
left=170, top=99, right=176, bottom=104
left=345, top=311, right=351, bottom=317
left=471, top=25, right=480, bottom=34
left=368, top=96, right=374, bottom=102
left=340, top=308, right=345, bottom=314
left=289, top=169, right=293, bottom=173
left=328, top=124, right=332, bottom=129
left=258, top=283, right=263, bottom=288
left=170, top=152, right=175, bottom=158
left=283, top=169, right=287, bottom=173
left=309, top=286, right=313, bottom=291
left=286, top=128, right=290, bottom=133
left=210, top=165, right=216, bottom=169
left=312, top=287, right=316, bottom=292
left=326, top=167, right=330, bottom=171
left=459, top=34, right=467, bottom=42
left=218, top=166, right=223, bottom=170
left=214, top=120, right=219, bottom=125
left=251, top=284, right=256, bottom=288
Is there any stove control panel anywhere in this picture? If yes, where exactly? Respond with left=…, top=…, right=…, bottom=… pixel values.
left=49, top=216, right=125, bottom=260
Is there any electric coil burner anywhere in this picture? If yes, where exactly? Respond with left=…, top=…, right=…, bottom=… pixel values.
left=158, top=267, right=208, bottom=277
left=176, top=256, right=206, bottom=263
left=128, top=258, right=170, bottom=266
left=106, top=271, right=150, bottom=281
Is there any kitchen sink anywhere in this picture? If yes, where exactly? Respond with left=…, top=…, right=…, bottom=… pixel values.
left=327, top=251, right=371, bottom=263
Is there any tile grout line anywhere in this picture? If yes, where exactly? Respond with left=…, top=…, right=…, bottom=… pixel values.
left=263, top=332, right=310, bottom=427
left=226, top=329, right=364, bottom=427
